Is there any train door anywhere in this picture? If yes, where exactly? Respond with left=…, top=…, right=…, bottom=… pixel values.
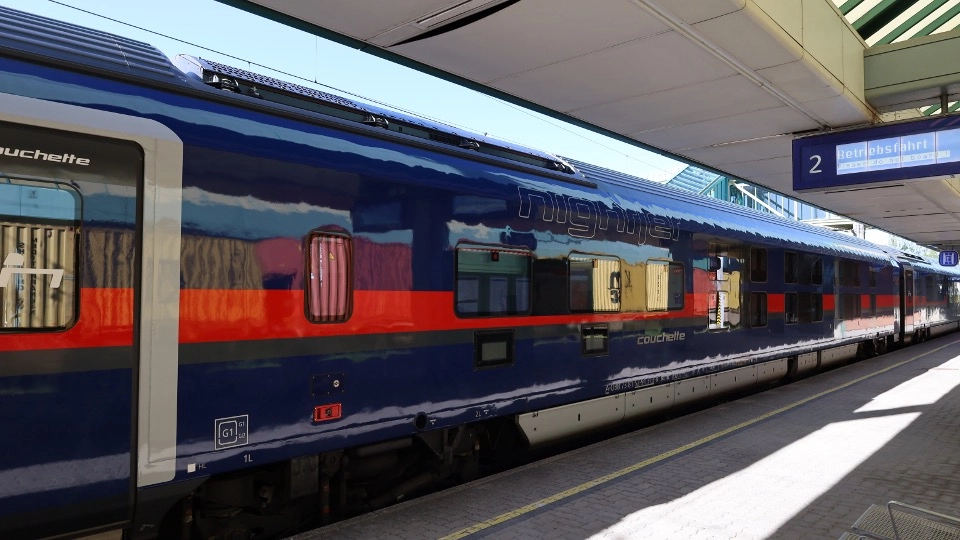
left=0, top=95, right=182, bottom=538
left=901, top=264, right=915, bottom=341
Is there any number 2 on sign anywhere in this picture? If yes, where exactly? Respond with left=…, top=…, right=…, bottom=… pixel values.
left=809, top=155, right=822, bottom=174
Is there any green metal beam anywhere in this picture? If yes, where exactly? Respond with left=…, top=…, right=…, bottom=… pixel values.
left=875, top=0, right=949, bottom=44
left=914, top=2, right=960, bottom=37
left=855, top=0, right=913, bottom=39
left=921, top=101, right=960, bottom=115
left=853, top=0, right=900, bottom=29
left=839, top=0, right=870, bottom=16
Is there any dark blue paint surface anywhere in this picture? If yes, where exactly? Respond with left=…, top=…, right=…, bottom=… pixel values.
left=0, top=370, right=131, bottom=516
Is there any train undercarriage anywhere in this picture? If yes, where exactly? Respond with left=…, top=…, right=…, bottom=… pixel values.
left=159, top=423, right=501, bottom=540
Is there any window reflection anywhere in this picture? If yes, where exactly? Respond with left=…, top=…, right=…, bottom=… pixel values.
left=0, top=180, right=79, bottom=330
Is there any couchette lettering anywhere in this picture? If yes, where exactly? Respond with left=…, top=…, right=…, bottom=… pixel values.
left=1, top=146, right=90, bottom=166
left=637, top=331, right=685, bottom=345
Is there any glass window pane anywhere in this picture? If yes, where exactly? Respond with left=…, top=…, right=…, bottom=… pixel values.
left=750, top=248, right=767, bottom=282
left=840, top=259, right=861, bottom=287
left=784, top=251, right=798, bottom=284
left=749, top=292, right=767, bottom=327
left=455, top=245, right=531, bottom=317
left=569, top=257, right=593, bottom=312
left=785, top=292, right=798, bottom=324
left=457, top=276, right=479, bottom=315
left=839, top=293, right=861, bottom=320
left=1, top=180, right=80, bottom=330
left=570, top=254, right=621, bottom=313
left=307, top=233, right=353, bottom=323
left=668, top=263, right=684, bottom=310
left=800, top=254, right=823, bottom=285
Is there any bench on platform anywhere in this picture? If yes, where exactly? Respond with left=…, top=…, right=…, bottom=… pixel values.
left=840, top=501, right=960, bottom=540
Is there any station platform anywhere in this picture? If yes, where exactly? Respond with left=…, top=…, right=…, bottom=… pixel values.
left=291, top=336, right=960, bottom=540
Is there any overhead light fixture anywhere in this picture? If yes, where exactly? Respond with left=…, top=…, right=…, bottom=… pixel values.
left=369, top=0, right=516, bottom=47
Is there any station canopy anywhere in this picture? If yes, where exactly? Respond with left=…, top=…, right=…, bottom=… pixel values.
left=230, top=0, right=960, bottom=251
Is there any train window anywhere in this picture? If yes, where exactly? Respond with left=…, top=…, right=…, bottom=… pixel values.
left=531, top=258, right=567, bottom=315
left=869, top=267, right=878, bottom=288
left=839, top=259, right=861, bottom=287
left=456, top=245, right=531, bottom=317
left=800, top=254, right=823, bottom=285
left=569, top=253, right=621, bottom=313
left=784, top=251, right=798, bottom=284
left=707, top=290, right=728, bottom=330
left=708, top=253, right=721, bottom=273
left=838, top=293, right=861, bottom=320
left=749, top=292, right=767, bottom=327
left=708, top=243, right=729, bottom=282
left=646, top=260, right=684, bottom=311
left=785, top=292, right=798, bottom=324
left=950, top=280, right=960, bottom=307
left=750, top=248, right=767, bottom=282
left=926, top=275, right=938, bottom=302
left=812, top=259, right=823, bottom=285
left=0, top=180, right=80, bottom=331
left=307, top=232, right=354, bottom=323
left=798, top=292, right=823, bottom=323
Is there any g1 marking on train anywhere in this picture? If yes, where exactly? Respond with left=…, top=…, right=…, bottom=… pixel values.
left=214, top=415, right=249, bottom=450
left=0, top=253, right=63, bottom=288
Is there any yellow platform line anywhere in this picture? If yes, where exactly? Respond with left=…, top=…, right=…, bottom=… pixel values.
left=440, top=339, right=960, bottom=539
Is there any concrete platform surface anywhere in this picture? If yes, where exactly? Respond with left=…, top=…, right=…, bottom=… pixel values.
left=292, top=336, right=960, bottom=539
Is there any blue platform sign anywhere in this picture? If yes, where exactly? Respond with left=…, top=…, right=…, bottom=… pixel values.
left=794, top=114, right=960, bottom=192
left=940, top=251, right=959, bottom=267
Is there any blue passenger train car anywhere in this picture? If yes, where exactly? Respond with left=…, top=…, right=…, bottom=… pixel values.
left=0, top=6, right=959, bottom=539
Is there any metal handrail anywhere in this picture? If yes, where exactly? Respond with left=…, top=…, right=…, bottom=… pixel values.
left=887, top=500, right=960, bottom=540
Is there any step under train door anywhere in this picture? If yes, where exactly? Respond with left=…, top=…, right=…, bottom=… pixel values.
left=0, top=93, right=181, bottom=538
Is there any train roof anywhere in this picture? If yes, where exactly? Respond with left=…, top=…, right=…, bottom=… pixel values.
left=567, top=157, right=907, bottom=263
left=0, top=5, right=184, bottom=82
left=880, top=248, right=960, bottom=277
left=0, top=5, right=579, bottom=179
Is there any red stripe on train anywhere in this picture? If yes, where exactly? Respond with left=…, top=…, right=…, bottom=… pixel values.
left=0, top=289, right=902, bottom=350
left=0, top=288, right=133, bottom=351
left=177, top=290, right=703, bottom=343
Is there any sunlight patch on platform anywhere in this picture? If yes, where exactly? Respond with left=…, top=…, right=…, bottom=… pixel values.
left=856, top=354, right=960, bottom=413
left=587, top=413, right=918, bottom=539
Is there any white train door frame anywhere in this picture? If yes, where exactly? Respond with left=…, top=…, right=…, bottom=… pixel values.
left=0, top=92, right=183, bottom=492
